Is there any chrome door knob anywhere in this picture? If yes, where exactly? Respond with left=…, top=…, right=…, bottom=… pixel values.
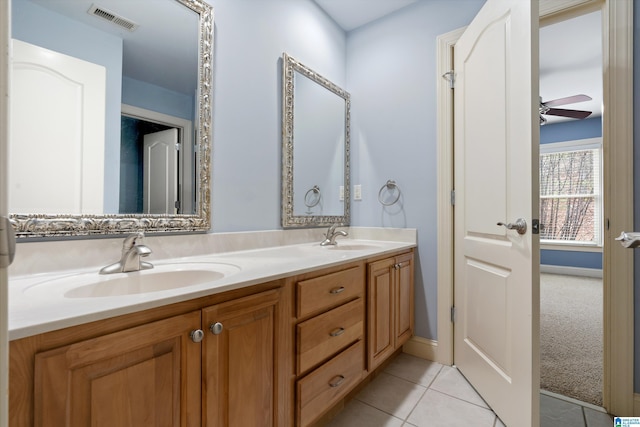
left=497, top=218, right=527, bottom=235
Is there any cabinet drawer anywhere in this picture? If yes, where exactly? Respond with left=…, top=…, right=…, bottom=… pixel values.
left=297, top=298, right=364, bottom=374
left=297, top=340, right=365, bottom=427
left=297, top=265, right=364, bottom=318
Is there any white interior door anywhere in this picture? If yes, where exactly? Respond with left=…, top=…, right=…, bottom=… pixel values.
left=143, top=128, right=179, bottom=214
left=453, top=0, right=540, bottom=425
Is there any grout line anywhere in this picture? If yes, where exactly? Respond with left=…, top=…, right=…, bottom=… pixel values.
left=382, top=363, right=444, bottom=389
left=427, top=388, right=496, bottom=412
left=401, top=384, right=429, bottom=423
left=352, top=398, right=405, bottom=422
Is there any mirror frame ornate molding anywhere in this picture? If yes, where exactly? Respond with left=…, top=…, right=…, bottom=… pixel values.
left=281, top=53, right=351, bottom=228
left=10, top=0, right=213, bottom=238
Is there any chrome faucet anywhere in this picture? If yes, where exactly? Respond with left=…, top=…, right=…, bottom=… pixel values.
left=320, top=224, right=348, bottom=246
left=100, top=232, right=154, bottom=274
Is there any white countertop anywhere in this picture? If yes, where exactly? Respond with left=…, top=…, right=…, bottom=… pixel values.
left=9, top=237, right=415, bottom=340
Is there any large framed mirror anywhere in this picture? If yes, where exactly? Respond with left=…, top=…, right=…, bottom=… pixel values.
left=8, top=0, right=212, bottom=238
left=281, top=53, right=350, bottom=228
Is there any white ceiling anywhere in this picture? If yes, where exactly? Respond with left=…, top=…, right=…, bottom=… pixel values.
left=539, top=10, right=602, bottom=124
left=315, top=0, right=603, bottom=125
left=313, top=0, right=419, bottom=32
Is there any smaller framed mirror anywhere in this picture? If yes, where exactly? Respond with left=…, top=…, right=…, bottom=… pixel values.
left=281, top=53, right=350, bottom=228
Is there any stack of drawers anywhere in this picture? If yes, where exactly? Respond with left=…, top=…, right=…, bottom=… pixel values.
left=294, top=264, right=366, bottom=426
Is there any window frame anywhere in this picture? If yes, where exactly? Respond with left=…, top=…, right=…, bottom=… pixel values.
left=539, top=137, right=603, bottom=248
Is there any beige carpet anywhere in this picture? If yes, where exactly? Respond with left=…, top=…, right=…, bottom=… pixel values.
left=540, top=273, right=603, bottom=406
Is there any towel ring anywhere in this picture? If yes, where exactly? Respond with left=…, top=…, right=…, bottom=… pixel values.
left=378, top=180, right=401, bottom=206
left=304, top=185, right=321, bottom=208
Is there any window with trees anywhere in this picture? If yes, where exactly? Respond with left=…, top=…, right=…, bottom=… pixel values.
left=539, top=138, right=602, bottom=246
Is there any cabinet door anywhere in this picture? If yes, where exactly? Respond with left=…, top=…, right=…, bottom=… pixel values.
left=34, top=311, right=202, bottom=427
left=367, top=257, right=396, bottom=371
left=395, top=252, right=415, bottom=346
left=202, top=289, right=280, bottom=427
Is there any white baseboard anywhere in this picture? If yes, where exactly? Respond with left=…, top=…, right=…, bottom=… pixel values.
left=540, top=264, right=602, bottom=278
left=402, top=336, right=448, bottom=365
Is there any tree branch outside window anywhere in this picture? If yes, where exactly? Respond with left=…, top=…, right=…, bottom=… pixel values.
left=539, top=144, right=601, bottom=245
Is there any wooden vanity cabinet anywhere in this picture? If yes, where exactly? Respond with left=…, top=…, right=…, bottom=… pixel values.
left=293, top=264, right=366, bottom=427
left=33, top=311, right=203, bottom=427
left=10, top=249, right=415, bottom=427
left=202, top=289, right=280, bottom=427
left=367, top=251, right=414, bottom=371
left=11, top=285, right=285, bottom=427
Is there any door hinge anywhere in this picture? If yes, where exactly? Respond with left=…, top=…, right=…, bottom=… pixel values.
left=450, top=306, right=456, bottom=323
left=450, top=190, right=455, bottom=206
left=442, top=71, right=456, bottom=89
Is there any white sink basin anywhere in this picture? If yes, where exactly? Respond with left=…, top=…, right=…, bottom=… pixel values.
left=24, top=262, right=241, bottom=298
left=320, top=243, right=383, bottom=251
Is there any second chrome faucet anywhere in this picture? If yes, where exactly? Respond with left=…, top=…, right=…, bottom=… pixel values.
left=320, top=224, right=348, bottom=246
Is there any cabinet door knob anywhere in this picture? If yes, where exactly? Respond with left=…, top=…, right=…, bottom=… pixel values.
left=190, top=329, right=205, bottom=343
left=328, top=375, right=345, bottom=388
left=210, top=322, right=224, bottom=335
left=329, top=327, right=345, bottom=337
left=329, top=286, right=345, bottom=294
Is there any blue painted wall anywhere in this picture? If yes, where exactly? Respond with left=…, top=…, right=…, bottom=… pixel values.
left=209, top=0, right=347, bottom=231
left=345, top=0, right=485, bottom=340
left=540, top=116, right=602, bottom=144
left=122, top=77, right=195, bottom=121
left=540, top=117, right=603, bottom=270
left=540, top=250, right=602, bottom=270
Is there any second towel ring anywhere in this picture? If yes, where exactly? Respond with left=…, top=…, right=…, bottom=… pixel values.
left=304, top=185, right=321, bottom=208
left=378, top=180, right=401, bottom=206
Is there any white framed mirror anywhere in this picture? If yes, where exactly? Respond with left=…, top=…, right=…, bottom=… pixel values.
left=281, top=53, right=350, bottom=228
left=8, top=0, right=213, bottom=238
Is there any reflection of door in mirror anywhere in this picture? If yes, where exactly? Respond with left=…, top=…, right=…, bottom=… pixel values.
left=120, top=105, right=194, bottom=215
left=143, top=129, right=178, bottom=215
left=9, top=39, right=106, bottom=215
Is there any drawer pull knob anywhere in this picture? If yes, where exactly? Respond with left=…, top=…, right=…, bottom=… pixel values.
left=210, top=322, right=224, bottom=335
left=329, top=286, right=345, bottom=294
left=329, top=375, right=346, bottom=388
left=329, top=327, right=345, bottom=337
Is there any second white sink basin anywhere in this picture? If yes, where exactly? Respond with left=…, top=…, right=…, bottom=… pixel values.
left=320, top=243, right=383, bottom=251
left=24, top=262, right=241, bottom=298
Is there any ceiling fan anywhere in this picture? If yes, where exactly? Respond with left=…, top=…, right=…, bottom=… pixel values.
left=539, top=94, right=592, bottom=125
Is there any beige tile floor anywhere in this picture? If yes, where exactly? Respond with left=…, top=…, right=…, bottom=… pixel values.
left=324, top=353, right=614, bottom=427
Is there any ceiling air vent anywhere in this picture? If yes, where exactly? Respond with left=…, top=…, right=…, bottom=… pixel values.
left=87, top=4, right=139, bottom=31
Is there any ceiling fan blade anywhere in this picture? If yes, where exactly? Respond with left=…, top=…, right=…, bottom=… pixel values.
left=544, top=108, right=592, bottom=119
left=543, top=94, right=592, bottom=107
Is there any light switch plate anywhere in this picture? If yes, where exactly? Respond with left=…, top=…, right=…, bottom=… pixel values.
left=354, top=184, right=362, bottom=200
